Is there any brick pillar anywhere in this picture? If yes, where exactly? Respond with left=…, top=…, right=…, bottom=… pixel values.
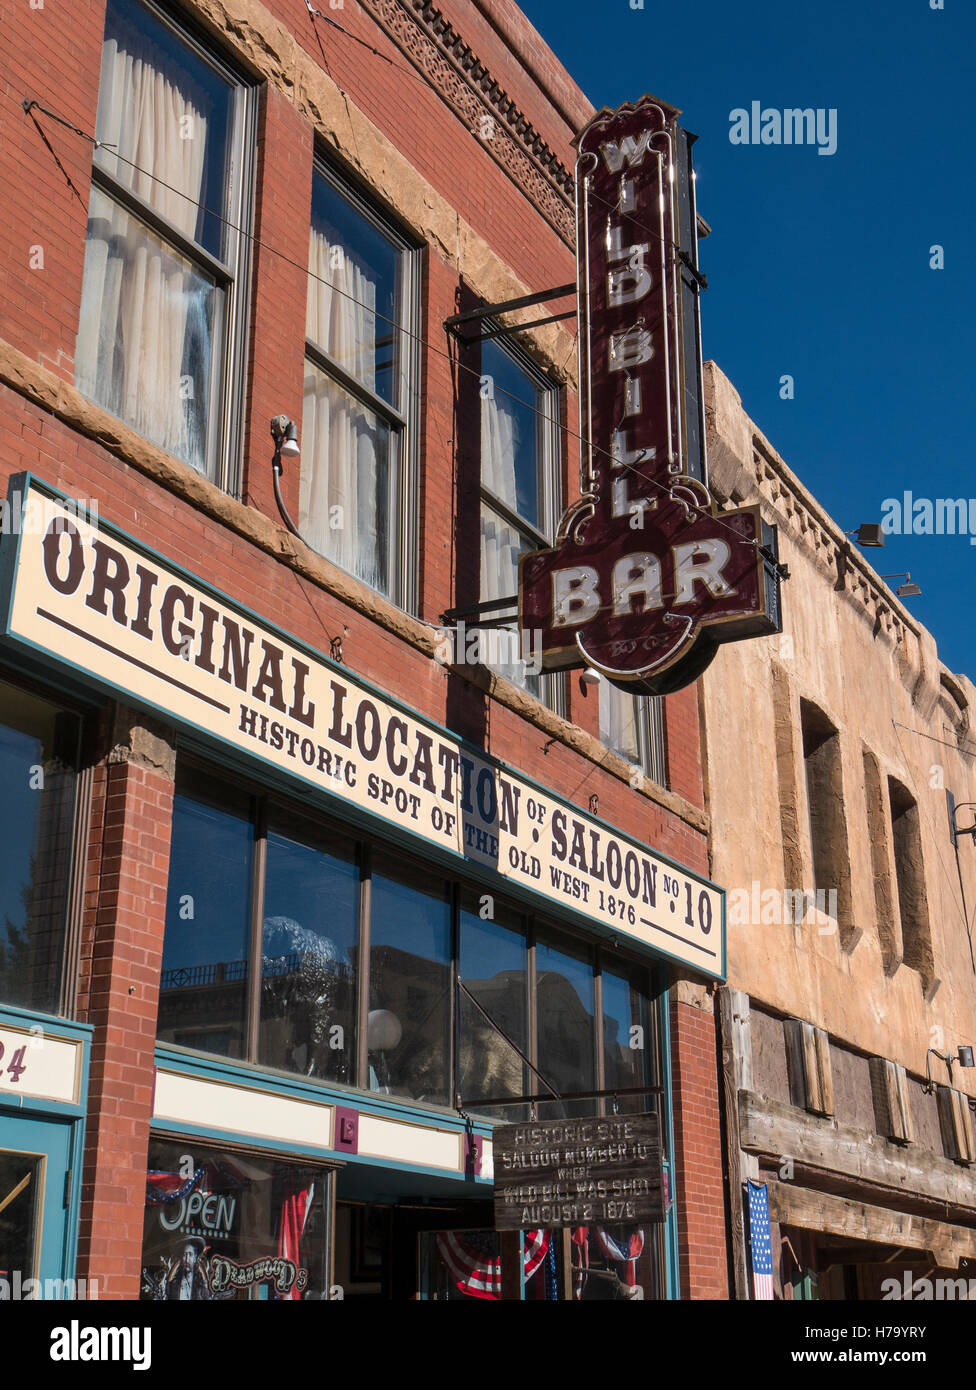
left=669, top=981, right=729, bottom=1299
left=76, top=708, right=175, bottom=1299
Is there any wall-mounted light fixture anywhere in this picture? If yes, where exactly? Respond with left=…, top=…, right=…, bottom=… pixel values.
left=270, top=415, right=302, bottom=540
left=845, top=523, right=885, bottom=547
left=881, top=572, right=922, bottom=598
left=924, top=1045, right=976, bottom=1093
left=579, top=667, right=601, bottom=694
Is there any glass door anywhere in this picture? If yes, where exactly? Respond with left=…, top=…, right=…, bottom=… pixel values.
left=0, top=1114, right=72, bottom=1297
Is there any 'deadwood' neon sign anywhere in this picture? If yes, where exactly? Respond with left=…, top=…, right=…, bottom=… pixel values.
left=519, top=95, right=782, bottom=696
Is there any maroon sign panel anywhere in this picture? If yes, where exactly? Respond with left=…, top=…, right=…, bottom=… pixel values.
left=519, top=95, right=781, bottom=696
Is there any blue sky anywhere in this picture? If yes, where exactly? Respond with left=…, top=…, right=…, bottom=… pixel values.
left=519, top=0, right=975, bottom=678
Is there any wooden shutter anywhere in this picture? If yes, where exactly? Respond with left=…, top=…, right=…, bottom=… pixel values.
left=937, top=1087, right=975, bottom=1165
left=785, top=1019, right=834, bottom=1116
left=869, top=1058, right=915, bottom=1144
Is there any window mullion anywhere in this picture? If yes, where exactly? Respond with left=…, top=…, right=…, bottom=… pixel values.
left=355, top=843, right=372, bottom=1090
left=304, top=339, right=407, bottom=430
left=593, top=952, right=606, bottom=1115
left=90, top=165, right=233, bottom=284
left=246, top=797, right=268, bottom=1065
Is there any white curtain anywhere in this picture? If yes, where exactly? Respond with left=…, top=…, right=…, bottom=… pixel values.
left=600, top=682, right=641, bottom=763
left=301, top=227, right=386, bottom=592
left=75, top=26, right=211, bottom=472
left=479, top=391, right=521, bottom=601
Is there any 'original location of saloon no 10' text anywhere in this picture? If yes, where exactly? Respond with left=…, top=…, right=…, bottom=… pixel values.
left=0, top=477, right=724, bottom=978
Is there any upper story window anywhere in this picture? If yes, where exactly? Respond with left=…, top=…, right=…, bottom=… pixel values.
left=800, top=699, right=852, bottom=938
left=75, top=0, right=253, bottom=486
left=0, top=677, right=82, bottom=1017
left=887, top=777, right=932, bottom=979
left=599, top=683, right=666, bottom=787
left=302, top=163, right=420, bottom=608
left=479, top=337, right=561, bottom=706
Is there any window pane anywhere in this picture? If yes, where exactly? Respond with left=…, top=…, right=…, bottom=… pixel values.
left=259, top=817, right=358, bottom=1085
left=142, top=1138, right=333, bottom=1300
left=307, top=173, right=401, bottom=407
left=76, top=186, right=219, bottom=477
left=479, top=503, right=540, bottom=699
left=481, top=340, right=542, bottom=527
left=536, top=935, right=595, bottom=1119
left=0, top=681, right=79, bottom=1015
left=599, top=682, right=641, bottom=764
left=602, top=964, right=653, bottom=1114
left=369, top=860, right=451, bottom=1107
left=158, top=771, right=253, bottom=1058
left=458, top=896, right=527, bottom=1116
left=301, top=362, right=393, bottom=595
left=95, top=0, right=235, bottom=260
left=0, top=1153, right=41, bottom=1281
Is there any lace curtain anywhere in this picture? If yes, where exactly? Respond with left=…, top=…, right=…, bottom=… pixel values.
left=301, top=226, right=387, bottom=593
left=75, top=23, right=212, bottom=473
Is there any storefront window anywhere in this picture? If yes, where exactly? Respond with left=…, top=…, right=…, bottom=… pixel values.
left=458, top=896, right=528, bottom=1116
left=141, top=1138, right=334, bottom=1300
left=0, top=678, right=80, bottom=1016
left=369, top=860, right=451, bottom=1106
left=536, top=935, right=597, bottom=1118
left=602, top=962, right=653, bottom=1113
left=158, top=769, right=254, bottom=1057
left=259, top=813, right=358, bottom=1083
left=156, top=760, right=665, bottom=1128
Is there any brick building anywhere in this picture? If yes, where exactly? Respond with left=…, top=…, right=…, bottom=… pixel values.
left=0, top=0, right=732, bottom=1300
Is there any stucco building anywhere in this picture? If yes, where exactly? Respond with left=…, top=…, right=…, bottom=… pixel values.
left=702, top=361, right=976, bottom=1300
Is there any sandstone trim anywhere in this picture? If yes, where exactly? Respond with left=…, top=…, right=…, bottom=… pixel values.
left=0, top=338, right=708, bottom=837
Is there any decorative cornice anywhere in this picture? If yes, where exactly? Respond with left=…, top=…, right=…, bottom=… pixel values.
left=358, top=0, right=576, bottom=245
left=0, top=337, right=708, bottom=836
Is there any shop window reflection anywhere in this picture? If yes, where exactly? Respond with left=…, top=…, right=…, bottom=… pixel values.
left=602, top=964, right=652, bottom=1114
left=0, top=679, right=80, bottom=1016
left=458, top=897, right=528, bottom=1118
left=158, top=770, right=253, bottom=1058
left=368, top=861, right=451, bottom=1106
left=259, top=816, right=358, bottom=1084
left=536, top=935, right=596, bottom=1119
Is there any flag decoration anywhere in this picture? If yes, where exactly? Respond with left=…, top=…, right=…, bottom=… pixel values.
left=145, top=1168, right=205, bottom=1204
left=436, top=1229, right=550, bottom=1299
left=747, top=1180, right=775, bottom=1300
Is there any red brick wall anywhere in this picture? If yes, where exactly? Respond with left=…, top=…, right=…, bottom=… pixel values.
left=670, top=997, right=729, bottom=1299
left=0, top=0, right=104, bottom=380
left=0, top=0, right=716, bottom=1299
left=75, top=737, right=174, bottom=1300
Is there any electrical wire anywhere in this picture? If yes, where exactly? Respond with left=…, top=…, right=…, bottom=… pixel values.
left=305, top=4, right=690, bottom=264
left=23, top=99, right=760, bottom=564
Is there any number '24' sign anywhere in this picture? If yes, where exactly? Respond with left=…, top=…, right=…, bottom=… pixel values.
left=0, top=1039, right=29, bottom=1084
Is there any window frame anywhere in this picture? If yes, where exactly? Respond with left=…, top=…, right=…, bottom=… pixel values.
left=0, top=666, right=91, bottom=1020
left=598, top=682, right=667, bottom=788
left=81, top=0, right=256, bottom=492
left=303, top=156, right=422, bottom=613
left=477, top=331, right=563, bottom=714
left=159, top=754, right=665, bottom=1120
